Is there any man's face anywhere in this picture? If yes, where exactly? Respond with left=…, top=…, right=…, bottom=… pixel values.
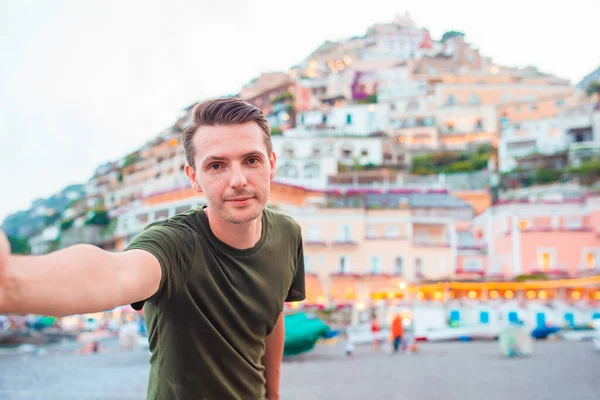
left=185, top=122, right=276, bottom=224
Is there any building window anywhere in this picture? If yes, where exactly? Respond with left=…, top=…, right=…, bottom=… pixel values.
left=308, top=226, right=320, bottom=241
left=446, top=122, right=455, bottom=133
left=346, top=114, right=352, bottom=125
left=537, top=248, right=556, bottom=271
left=464, top=258, right=483, bottom=271
left=583, top=249, right=599, bottom=270
left=469, top=94, right=480, bottom=105
left=446, top=95, right=456, bottom=106
left=565, top=217, right=582, bottom=230
left=394, top=257, right=404, bottom=275
left=318, top=255, right=325, bottom=266
left=475, top=119, right=483, bottom=130
left=300, top=114, right=305, bottom=124
left=538, top=252, right=552, bottom=271
left=339, top=225, right=351, bottom=241
left=519, top=219, right=530, bottom=230
left=303, top=164, right=321, bottom=179
left=415, top=257, right=423, bottom=277
left=371, top=256, right=381, bottom=274
left=284, top=148, right=295, bottom=157
left=423, top=117, right=435, bottom=126
left=155, top=210, right=169, bottom=221
left=339, top=256, right=350, bottom=274
left=366, top=225, right=376, bottom=238
left=278, top=164, right=298, bottom=178
left=407, top=101, right=419, bottom=111
left=586, top=252, right=596, bottom=270
left=386, top=225, right=400, bottom=238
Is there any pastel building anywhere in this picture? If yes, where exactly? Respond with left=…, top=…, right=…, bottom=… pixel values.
left=285, top=189, right=480, bottom=305
left=498, top=102, right=600, bottom=172
left=472, top=192, right=600, bottom=277
left=295, top=103, right=391, bottom=136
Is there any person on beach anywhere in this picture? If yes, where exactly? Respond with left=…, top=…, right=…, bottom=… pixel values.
left=0, top=98, right=306, bottom=400
left=391, top=314, right=404, bottom=353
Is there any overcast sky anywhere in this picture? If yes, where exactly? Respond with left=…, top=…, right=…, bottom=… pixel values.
left=0, top=0, right=597, bottom=222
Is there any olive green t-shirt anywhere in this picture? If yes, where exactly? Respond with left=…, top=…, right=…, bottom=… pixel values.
left=124, top=207, right=305, bottom=400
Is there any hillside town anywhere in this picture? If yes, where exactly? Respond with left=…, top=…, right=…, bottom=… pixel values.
left=3, top=13, right=600, bottom=331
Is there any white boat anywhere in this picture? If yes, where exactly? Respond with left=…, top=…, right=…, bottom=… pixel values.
left=425, top=324, right=501, bottom=342
left=346, top=323, right=390, bottom=345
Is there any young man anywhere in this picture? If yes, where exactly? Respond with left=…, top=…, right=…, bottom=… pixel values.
left=0, top=98, right=306, bottom=400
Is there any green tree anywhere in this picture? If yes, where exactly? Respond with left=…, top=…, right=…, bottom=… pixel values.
left=587, top=81, right=600, bottom=97
left=442, top=160, right=475, bottom=173
left=441, top=31, right=465, bottom=42
left=430, top=151, right=462, bottom=167
left=534, top=167, right=561, bottom=184
left=7, top=235, right=30, bottom=254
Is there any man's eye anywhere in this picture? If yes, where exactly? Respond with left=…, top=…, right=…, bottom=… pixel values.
left=247, top=157, right=260, bottom=164
left=209, top=164, right=221, bottom=170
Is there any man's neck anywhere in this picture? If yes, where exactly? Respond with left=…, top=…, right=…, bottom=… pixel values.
left=204, top=208, right=263, bottom=250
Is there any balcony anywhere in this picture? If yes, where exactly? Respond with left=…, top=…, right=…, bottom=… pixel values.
left=303, top=239, right=327, bottom=247
left=331, top=239, right=358, bottom=247
left=412, top=241, right=451, bottom=248
left=365, top=235, right=409, bottom=241
left=518, top=226, right=594, bottom=233
left=457, top=244, right=487, bottom=256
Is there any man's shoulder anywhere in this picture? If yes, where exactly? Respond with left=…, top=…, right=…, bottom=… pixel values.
left=265, top=208, right=301, bottom=237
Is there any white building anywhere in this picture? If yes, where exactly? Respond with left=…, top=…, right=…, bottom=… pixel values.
left=272, top=128, right=387, bottom=188
left=361, top=13, right=428, bottom=61
left=563, top=104, right=600, bottom=166
left=274, top=156, right=338, bottom=188
left=498, top=104, right=600, bottom=172
left=29, top=226, right=59, bottom=255
left=296, top=103, right=391, bottom=135
left=499, top=117, right=565, bottom=173
left=114, top=197, right=207, bottom=243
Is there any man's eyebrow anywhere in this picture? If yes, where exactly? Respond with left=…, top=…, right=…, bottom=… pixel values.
left=202, top=151, right=265, bottom=164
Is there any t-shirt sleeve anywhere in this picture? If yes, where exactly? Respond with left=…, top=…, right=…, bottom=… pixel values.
left=124, top=222, right=195, bottom=310
left=285, top=234, right=306, bottom=302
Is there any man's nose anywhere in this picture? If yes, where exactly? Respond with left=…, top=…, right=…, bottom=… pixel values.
left=229, top=164, right=248, bottom=189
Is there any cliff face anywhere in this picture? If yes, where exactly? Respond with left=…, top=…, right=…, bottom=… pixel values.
left=1, top=184, right=85, bottom=239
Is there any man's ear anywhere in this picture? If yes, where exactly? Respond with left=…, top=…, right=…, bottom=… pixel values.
left=269, top=151, right=277, bottom=181
left=185, top=165, right=202, bottom=192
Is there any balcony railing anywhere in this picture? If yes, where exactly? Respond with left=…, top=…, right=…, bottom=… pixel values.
left=304, top=240, right=327, bottom=247
left=331, top=239, right=358, bottom=246
left=412, top=240, right=451, bottom=248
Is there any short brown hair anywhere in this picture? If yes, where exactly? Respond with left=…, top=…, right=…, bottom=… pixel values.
left=181, top=97, right=272, bottom=169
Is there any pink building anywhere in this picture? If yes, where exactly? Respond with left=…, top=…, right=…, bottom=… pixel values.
left=472, top=193, right=600, bottom=278
left=285, top=189, right=482, bottom=304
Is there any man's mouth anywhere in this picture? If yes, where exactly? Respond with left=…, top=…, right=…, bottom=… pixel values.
left=226, top=196, right=254, bottom=205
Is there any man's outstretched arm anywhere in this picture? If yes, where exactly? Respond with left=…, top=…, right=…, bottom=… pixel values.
left=0, top=230, right=161, bottom=317
left=263, top=310, right=285, bottom=400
